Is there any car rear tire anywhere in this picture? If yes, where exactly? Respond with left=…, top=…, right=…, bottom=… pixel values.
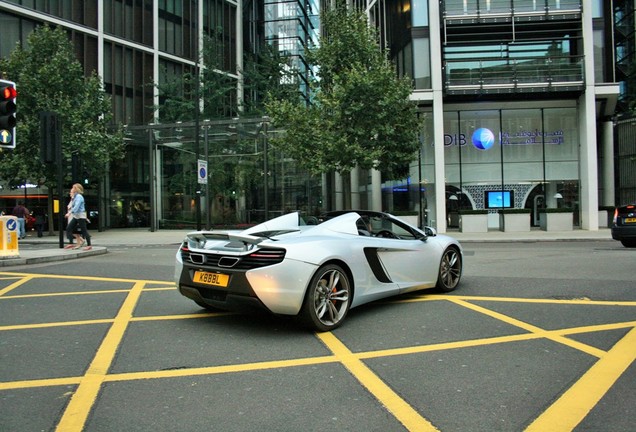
left=620, top=239, right=636, bottom=248
left=436, top=247, right=462, bottom=292
left=300, top=264, right=351, bottom=332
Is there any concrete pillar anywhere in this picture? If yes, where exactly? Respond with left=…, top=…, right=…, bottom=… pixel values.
left=578, top=0, right=599, bottom=231
left=350, top=167, right=360, bottom=209
left=428, top=0, right=446, bottom=232
left=602, top=121, right=615, bottom=207
left=334, top=172, right=344, bottom=210
left=371, top=169, right=382, bottom=211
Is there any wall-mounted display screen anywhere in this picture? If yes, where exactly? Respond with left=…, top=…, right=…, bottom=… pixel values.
left=485, top=190, right=513, bottom=208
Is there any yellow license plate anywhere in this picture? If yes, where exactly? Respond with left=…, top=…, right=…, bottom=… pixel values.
left=625, top=218, right=636, bottom=223
left=193, top=271, right=229, bottom=287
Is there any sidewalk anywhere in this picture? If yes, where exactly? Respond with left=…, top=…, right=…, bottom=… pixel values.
left=0, top=227, right=616, bottom=268
left=0, top=228, right=189, bottom=267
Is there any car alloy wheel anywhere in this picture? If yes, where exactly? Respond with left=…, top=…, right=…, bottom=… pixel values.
left=436, top=247, right=462, bottom=292
left=301, top=264, right=351, bottom=332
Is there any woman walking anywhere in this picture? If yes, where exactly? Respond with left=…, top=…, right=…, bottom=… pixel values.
left=65, top=183, right=92, bottom=250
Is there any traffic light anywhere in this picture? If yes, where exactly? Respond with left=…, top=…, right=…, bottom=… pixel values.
left=40, top=112, right=61, bottom=163
left=0, top=79, right=17, bottom=149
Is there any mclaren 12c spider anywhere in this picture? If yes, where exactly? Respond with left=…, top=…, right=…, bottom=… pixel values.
left=175, top=210, right=463, bottom=331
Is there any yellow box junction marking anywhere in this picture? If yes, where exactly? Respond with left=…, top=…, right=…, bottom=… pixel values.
left=525, top=326, right=636, bottom=432
left=55, top=281, right=145, bottom=432
left=0, top=271, right=634, bottom=432
left=317, top=332, right=440, bottom=432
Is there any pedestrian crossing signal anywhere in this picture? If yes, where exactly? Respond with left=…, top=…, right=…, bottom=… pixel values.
left=0, top=79, right=17, bottom=149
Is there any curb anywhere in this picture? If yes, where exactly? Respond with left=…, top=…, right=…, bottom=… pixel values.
left=0, top=247, right=108, bottom=267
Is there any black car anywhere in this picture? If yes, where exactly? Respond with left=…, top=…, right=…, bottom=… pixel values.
left=611, top=204, right=636, bottom=248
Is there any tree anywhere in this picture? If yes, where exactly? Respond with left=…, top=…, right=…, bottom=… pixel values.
left=0, top=25, right=124, bottom=187
left=266, top=6, right=422, bottom=179
left=155, top=36, right=297, bottom=122
left=242, top=43, right=299, bottom=116
left=154, top=34, right=240, bottom=123
left=154, top=35, right=299, bottom=223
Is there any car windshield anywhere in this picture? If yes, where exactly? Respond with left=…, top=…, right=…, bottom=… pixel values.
left=360, top=214, right=419, bottom=240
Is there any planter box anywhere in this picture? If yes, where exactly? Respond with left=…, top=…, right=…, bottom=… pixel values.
left=459, top=213, right=488, bottom=233
left=539, top=211, right=573, bottom=231
left=539, top=212, right=572, bottom=231
left=499, top=212, right=530, bottom=232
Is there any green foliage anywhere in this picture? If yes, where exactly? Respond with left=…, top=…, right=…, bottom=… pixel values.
left=156, top=37, right=298, bottom=123
left=242, top=43, right=299, bottom=115
left=155, top=35, right=238, bottom=123
left=155, top=36, right=299, bottom=208
left=266, top=7, right=422, bottom=178
left=0, top=25, right=124, bottom=186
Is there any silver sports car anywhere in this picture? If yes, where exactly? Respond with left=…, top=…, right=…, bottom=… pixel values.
left=175, top=210, right=463, bottom=331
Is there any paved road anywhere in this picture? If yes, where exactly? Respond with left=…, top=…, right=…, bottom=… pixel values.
left=0, top=240, right=634, bottom=431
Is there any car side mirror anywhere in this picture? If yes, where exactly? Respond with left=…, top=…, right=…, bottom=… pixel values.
left=424, top=226, right=437, bottom=237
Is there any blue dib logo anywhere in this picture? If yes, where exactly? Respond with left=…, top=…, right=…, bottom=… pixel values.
left=472, top=128, right=495, bottom=150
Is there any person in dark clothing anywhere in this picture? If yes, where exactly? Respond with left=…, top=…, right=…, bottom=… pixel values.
left=12, top=201, right=30, bottom=239
left=33, top=207, right=46, bottom=238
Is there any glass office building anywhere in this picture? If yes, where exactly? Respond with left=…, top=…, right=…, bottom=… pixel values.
left=0, top=0, right=628, bottom=232
left=357, top=0, right=620, bottom=231
left=0, top=0, right=320, bottom=229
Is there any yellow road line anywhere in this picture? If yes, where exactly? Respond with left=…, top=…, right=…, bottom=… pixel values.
left=450, top=299, right=607, bottom=358
left=2, top=272, right=635, bottom=431
left=0, top=313, right=228, bottom=332
left=55, top=281, right=145, bottom=432
left=0, top=318, right=115, bottom=332
left=6, top=321, right=632, bottom=391
left=406, top=294, right=636, bottom=307
left=525, top=326, right=636, bottom=432
left=0, top=377, right=81, bottom=391
left=0, top=286, right=175, bottom=300
left=356, top=321, right=636, bottom=361
left=0, top=271, right=172, bottom=285
left=0, top=274, right=35, bottom=297
left=318, top=332, right=439, bottom=432
left=0, top=289, right=133, bottom=299
left=104, top=355, right=338, bottom=382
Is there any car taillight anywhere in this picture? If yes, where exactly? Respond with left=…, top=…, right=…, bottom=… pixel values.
left=613, top=208, right=618, bottom=224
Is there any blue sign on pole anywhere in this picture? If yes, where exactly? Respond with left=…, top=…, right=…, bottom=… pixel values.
left=197, top=160, right=207, bottom=184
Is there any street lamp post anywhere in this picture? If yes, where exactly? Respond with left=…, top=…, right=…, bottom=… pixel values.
left=148, top=127, right=156, bottom=232
left=262, top=117, right=269, bottom=221
left=203, top=120, right=211, bottom=229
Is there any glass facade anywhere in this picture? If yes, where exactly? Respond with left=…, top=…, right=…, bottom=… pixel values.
left=442, top=1, right=585, bottom=94
left=264, top=0, right=319, bottom=100
left=104, top=0, right=153, bottom=45
left=120, top=119, right=322, bottom=229
left=0, top=0, right=627, bottom=232
left=418, top=106, right=580, bottom=227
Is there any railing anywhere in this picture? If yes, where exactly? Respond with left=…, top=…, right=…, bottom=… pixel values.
left=442, top=0, right=581, bottom=20
left=444, top=56, right=584, bottom=93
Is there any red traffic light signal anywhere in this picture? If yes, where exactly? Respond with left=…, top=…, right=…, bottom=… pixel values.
left=0, top=79, right=17, bottom=149
left=1, top=85, right=17, bottom=100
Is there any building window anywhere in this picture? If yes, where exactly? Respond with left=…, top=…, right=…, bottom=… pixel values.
left=438, top=107, right=579, bottom=226
left=104, top=0, right=153, bottom=46
left=412, top=37, right=431, bottom=89
left=104, top=42, right=154, bottom=124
